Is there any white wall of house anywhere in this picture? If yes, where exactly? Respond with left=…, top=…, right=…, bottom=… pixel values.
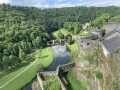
left=101, top=43, right=110, bottom=57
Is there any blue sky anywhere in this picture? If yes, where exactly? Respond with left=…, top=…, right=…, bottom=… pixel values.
left=0, top=0, right=120, bottom=8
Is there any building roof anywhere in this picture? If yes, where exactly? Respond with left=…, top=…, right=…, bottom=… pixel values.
left=101, top=25, right=120, bottom=41
left=102, top=35, right=120, bottom=53
left=91, top=28, right=102, bottom=32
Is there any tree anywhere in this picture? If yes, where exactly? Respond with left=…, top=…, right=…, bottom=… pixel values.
left=67, top=37, right=72, bottom=45
left=35, top=64, right=44, bottom=73
left=74, top=24, right=82, bottom=35
left=2, top=55, right=10, bottom=68
left=9, top=55, right=16, bottom=66
left=58, top=33, right=64, bottom=39
left=19, top=49, right=26, bottom=61
left=36, top=36, right=42, bottom=47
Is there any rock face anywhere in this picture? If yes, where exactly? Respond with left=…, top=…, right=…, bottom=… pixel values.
left=75, top=39, right=120, bottom=90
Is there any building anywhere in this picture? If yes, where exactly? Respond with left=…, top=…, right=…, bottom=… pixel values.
left=101, top=25, right=120, bottom=57
left=91, top=28, right=105, bottom=37
left=83, top=23, right=90, bottom=30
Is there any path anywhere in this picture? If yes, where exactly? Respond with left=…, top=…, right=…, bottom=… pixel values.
left=0, top=49, right=41, bottom=89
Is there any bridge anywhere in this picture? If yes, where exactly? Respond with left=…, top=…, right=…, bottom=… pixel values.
left=47, top=39, right=65, bottom=45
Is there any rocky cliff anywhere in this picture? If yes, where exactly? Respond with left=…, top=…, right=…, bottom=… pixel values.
left=74, top=39, right=119, bottom=90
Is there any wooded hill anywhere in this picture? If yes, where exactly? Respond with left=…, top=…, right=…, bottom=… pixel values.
left=0, top=4, right=120, bottom=70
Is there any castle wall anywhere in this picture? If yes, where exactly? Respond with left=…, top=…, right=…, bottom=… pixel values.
left=77, top=38, right=99, bottom=55
left=103, top=22, right=120, bottom=33
left=37, top=63, right=75, bottom=90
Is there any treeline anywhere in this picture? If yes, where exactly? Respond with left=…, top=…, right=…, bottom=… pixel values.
left=0, top=4, right=120, bottom=70
left=87, top=13, right=120, bottom=30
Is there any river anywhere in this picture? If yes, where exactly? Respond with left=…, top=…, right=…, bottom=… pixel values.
left=23, top=45, right=71, bottom=90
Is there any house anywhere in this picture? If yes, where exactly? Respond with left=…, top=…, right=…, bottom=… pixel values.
left=91, top=28, right=105, bottom=37
left=83, top=23, right=90, bottom=29
left=80, top=28, right=105, bottom=40
left=101, top=25, right=120, bottom=57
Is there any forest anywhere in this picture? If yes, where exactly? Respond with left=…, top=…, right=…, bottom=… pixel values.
left=0, top=4, right=120, bottom=70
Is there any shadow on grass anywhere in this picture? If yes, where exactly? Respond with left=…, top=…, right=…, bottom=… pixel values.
left=39, top=55, right=49, bottom=58
left=0, top=57, right=36, bottom=79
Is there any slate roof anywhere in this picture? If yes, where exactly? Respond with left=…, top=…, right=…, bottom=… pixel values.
left=100, top=25, right=120, bottom=41
left=91, top=28, right=102, bottom=32
left=102, top=35, right=120, bottom=53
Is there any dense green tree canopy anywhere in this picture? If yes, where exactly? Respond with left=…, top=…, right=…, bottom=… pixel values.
left=0, top=4, right=120, bottom=70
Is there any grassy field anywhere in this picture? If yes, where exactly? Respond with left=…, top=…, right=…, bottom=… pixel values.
left=0, top=47, right=54, bottom=90
left=53, top=28, right=73, bottom=39
left=64, top=72, right=87, bottom=90
left=43, top=77, right=62, bottom=90
left=66, top=42, right=79, bottom=62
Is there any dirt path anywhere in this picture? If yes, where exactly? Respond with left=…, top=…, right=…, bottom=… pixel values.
left=0, top=49, right=40, bottom=89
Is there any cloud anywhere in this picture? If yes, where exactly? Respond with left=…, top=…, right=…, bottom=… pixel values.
left=0, top=0, right=11, bottom=4
left=56, top=0, right=66, bottom=2
left=2, top=0, right=120, bottom=8
left=53, top=3, right=74, bottom=8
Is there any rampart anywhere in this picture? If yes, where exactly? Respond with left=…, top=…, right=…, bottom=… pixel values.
left=37, top=63, right=75, bottom=90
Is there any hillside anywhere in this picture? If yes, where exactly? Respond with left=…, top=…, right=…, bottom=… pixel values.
left=0, top=4, right=120, bottom=90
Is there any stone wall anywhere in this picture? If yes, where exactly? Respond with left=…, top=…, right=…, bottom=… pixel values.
left=37, top=74, right=44, bottom=90
left=103, top=22, right=120, bottom=33
left=37, top=71, right=56, bottom=90
left=77, top=38, right=99, bottom=55
left=40, top=71, right=56, bottom=76
left=37, top=63, right=75, bottom=90
left=56, top=63, right=75, bottom=90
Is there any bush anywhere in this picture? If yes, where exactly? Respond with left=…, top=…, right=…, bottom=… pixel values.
left=35, top=63, right=44, bottom=73
left=111, top=81, right=118, bottom=90
left=85, top=55, right=94, bottom=64
left=114, top=49, right=119, bottom=53
left=95, top=71, right=103, bottom=79
left=67, top=37, right=72, bottom=45
left=58, top=32, right=64, bottom=39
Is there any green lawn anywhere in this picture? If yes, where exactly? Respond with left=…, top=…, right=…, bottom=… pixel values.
left=64, top=72, right=87, bottom=90
left=66, top=42, right=79, bottom=62
left=53, top=28, right=73, bottom=39
left=43, top=77, right=62, bottom=90
left=0, top=47, right=54, bottom=90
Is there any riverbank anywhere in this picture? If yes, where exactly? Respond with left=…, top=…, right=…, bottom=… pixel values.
left=0, top=47, right=54, bottom=90
left=66, top=42, right=79, bottom=62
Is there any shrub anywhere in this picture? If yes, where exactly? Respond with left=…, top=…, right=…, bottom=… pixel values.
left=95, top=71, right=103, bottom=79
left=111, top=81, right=118, bottom=90
left=35, top=63, right=44, bottom=73
left=58, top=32, right=64, bottom=39
left=93, top=48, right=98, bottom=56
left=67, top=37, right=72, bottom=45
left=114, top=49, right=119, bottom=53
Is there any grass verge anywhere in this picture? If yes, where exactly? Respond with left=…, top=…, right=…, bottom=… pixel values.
left=64, top=72, right=87, bottom=90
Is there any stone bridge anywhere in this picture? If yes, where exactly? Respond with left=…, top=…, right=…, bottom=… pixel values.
left=47, top=39, right=65, bottom=45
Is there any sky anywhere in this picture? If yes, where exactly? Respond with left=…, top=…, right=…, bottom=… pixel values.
left=0, top=0, right=120, bottom=8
